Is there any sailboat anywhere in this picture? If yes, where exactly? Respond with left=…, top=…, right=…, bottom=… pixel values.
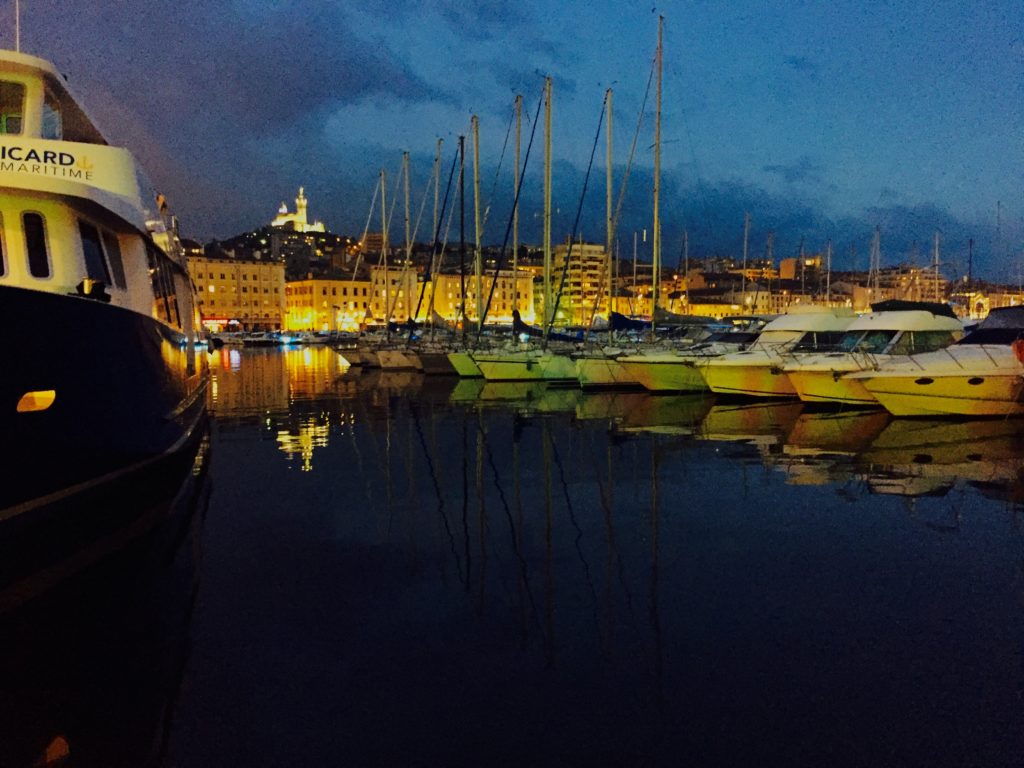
left=472, top=77, right=578, bottom=383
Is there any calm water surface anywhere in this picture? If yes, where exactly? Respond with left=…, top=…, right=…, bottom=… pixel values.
left=3, top=346, right=1024, bottom=767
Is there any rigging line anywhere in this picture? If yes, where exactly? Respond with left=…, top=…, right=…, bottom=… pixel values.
left=410, top=401, right=466, bottom=585
left=546, top=94, right=607, bottom=338
left=611, top=56, right=655, bottom=237
left=425, top=171, right=461, bottom=324
left=475, top=85, right=545, bottom=340
left=476, top=417, right=543, bottom=630
left=548, top=428, right=601, bottom=631
left=377, top=157, right=405, bottom=274
left=412, top=146, right=461, bottom=325
left=386, top=158, right=435, bottom=324
left=480, top=105, right=516, bottom=241
left=350, top=176, right=382, bottom=281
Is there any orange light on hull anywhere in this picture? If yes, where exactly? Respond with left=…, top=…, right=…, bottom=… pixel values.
left=16, top=389, right=56, bottom=413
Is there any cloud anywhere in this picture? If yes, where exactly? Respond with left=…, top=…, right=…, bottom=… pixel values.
left=762, top=156, right=824, bottom=185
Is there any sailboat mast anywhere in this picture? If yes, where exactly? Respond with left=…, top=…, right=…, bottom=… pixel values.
left=741, top=211, right=750, bottom=304
left=380, top=168, right=388, bottom=334
left=513, top=94, right=522, bottom=313
left=472, top=116, right=483, bottom=328
left=683, top=230, right=689, bottom=307
left=543, top=76, right=553, bottom=339
left=433, top=139, right=442, bottom=247
left=826, top=239, right=832, bottom=304
left=652, top=15, right=663, bottom=332
left=933, top=230, right=940, bottom=302
left=459, top=136, right=466, bottom=341
left=606, top=88, right=614, bottom=333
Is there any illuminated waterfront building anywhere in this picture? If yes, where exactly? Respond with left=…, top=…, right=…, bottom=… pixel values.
left=188, top=251, right=286, bottom=331
left=285, top=276, right=372, bottom=331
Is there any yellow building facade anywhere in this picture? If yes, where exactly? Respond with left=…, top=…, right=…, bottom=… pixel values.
left=285, top=277, right=373, bottom=331
left=189, top=254, right=286, bottom=331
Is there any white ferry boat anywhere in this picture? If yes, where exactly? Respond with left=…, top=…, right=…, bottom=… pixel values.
left=0, top=49, right=207, bottom=515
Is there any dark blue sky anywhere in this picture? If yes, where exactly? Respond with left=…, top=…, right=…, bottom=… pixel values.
left=3, top=1, right=1022, bottom=279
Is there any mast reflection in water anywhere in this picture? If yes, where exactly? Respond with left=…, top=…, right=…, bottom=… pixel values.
left=7, top=346, right=1024, bottom=766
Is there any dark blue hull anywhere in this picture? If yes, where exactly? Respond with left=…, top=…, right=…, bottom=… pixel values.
left=0, top=284, right=208, bottom=514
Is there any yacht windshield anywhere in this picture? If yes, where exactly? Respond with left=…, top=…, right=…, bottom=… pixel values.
left=835, top=329, right=898, bottom=353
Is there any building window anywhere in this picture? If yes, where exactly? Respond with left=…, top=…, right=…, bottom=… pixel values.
left=220, top=273, right=225, bottom=279
left=23, top=213, right=50, bottom=278
left=0, top=81, right=25, bottom=134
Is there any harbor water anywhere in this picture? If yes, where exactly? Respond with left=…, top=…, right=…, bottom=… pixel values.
left=3, top=345, right=1024, bottom=766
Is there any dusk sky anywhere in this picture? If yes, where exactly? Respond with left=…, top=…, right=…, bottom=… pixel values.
left=3, top=1, right=1022, bottom=279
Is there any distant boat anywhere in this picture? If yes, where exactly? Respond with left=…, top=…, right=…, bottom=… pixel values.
left=1, top=49, right=207, bottom=514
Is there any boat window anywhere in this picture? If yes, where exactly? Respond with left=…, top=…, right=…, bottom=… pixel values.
left=42, top=87, right=63, bottom=140
left=0, top=81, right=25, bottom=134
left=147, top=243, right=181, bottom=327
left=23, top=213, right=50, bottom=278
left=101, top=231, right=127, bottom=289
left=792, top=331, right=846, bottom=352
left=856, top=329, right=898, bottom=353
left=889, top=330, right=957, bottom=355
left=78, top=221, right=112, bottom=284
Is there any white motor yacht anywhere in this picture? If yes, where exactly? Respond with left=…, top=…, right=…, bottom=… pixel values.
left=783, top=302, right=963, bottom=405
left=845, top=306, right=1024, bottom=417
left=701, top=307, right=856, bottom=398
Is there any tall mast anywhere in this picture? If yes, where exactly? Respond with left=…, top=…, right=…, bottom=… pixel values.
left=543, top=76, right=553, bottom=338
left=14, top=0, right=19, bottom=53
left=380, top=168, right=388, bottom=334
left=683, top=230, right=689, bottom=307
left=513, top=94, right=522, bottom=313
left=602, top=88, right=610, bottom=331
left=605, top=88, right=614, bottom=337
left=651, top=15, right=663, bottom=333
left=403, top=151, right=411, bottom=266
left=870, top=226, right=881, bottom=297
left=459, top=136, right=466, bottom=342
left=741, top=212, right=750, bottom=305
left=826, top=239, right=832, bottom=304
left=433, top=139, right=442, bottom=246
left=472, top=115, right=483, bottom=328
left=932, top=230, right=940, bottom=302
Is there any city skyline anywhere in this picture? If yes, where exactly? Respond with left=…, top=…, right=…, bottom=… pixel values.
left=3, top=0, right=1021, bottom=279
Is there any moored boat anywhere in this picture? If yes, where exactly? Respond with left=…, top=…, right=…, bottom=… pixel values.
left=783, top=302, right=964, bottom=406
left=1, top=49, right=207, bottom=514
left=846, top=306, right=1024, bottom=417
left=702, top=307, right=856, bottom=398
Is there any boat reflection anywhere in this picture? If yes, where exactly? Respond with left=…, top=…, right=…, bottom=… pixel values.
left=858, top=418, right=1024, bottom=501
left=0, top=427, right=211, bottom=767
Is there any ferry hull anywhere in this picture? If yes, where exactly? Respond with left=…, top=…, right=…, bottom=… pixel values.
left=1, top=285, right=208, bottom=514
left=860, top=374, right=1024, bottom=417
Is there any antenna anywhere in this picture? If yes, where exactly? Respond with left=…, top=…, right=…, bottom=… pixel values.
left=15, top=0, right=21, bottom=52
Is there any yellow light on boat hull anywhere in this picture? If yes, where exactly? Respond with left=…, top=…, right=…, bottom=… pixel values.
left=16, top=389, right=56, bottom=413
